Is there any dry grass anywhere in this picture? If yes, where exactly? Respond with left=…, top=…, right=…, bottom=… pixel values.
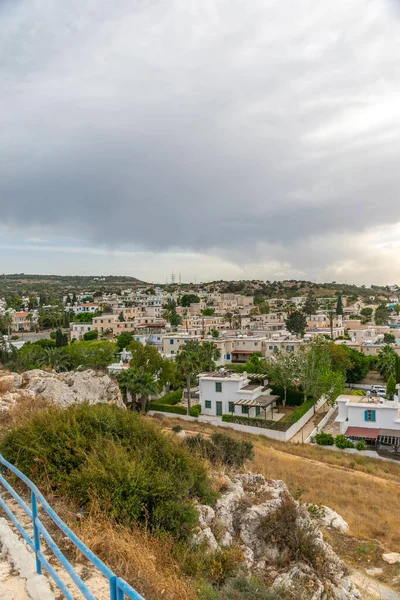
left=0, top=378, right=13, bottom=394
left=74, top=514, right=196, bottom=600
left=0, top=394, right=51, bottom=431
left=161, top=416, right=400, bottom=551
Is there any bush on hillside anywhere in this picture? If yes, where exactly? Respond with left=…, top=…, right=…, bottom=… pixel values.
left=315, top=432, right=334, bottom=446
left=334, top=434, right=354, bottom=449
left=185, top=433, right=254, bottom=468
left=189, top=404, right=201, bottom=417
left=198, top=576, right=286, bottom=600
left=0, top=404, right=216, bottom=538
left=356, top=440, right=367, bottom=451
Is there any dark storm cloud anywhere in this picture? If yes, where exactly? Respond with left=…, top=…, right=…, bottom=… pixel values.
left=1, top=0, right=400, bottom=272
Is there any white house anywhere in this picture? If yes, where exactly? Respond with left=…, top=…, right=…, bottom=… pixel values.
left=335, top=394, right=400, bottom=448
left=70, top=322, right=93, bottom=340
left=199, top=370, right=278, bottom=419
left=68, top=303, right=99, bottom=315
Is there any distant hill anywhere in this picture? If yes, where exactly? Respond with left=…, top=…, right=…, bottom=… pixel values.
left=161, top=279, right=396, bottom=300
left=0, top=274, right=147, bottom=298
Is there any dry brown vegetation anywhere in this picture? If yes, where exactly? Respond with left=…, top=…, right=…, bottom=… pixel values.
left=164, top=416, right=400, bottom=552
left=74, top=514, right=196, bottom=600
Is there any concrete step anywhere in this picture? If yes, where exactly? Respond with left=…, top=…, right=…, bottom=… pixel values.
left=0, top=518, right=55, bottom=600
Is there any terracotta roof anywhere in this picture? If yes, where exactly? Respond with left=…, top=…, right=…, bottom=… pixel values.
left=13, top=312, right=29, bottom=317
left=345, top=427, right=379, bottom=439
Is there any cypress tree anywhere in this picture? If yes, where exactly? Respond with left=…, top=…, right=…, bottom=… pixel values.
left=336, top=295, right=344, bottom=316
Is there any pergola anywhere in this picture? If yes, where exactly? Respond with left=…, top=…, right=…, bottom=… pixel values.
left=233, top=394, right=279, bottom=418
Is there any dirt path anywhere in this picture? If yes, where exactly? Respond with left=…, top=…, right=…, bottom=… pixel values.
left=351, top=569, right=400, bottom=600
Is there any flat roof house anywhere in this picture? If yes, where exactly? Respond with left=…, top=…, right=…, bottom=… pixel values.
left=199, top=370, right=278, bottom=419
left=335, top=394, right=400, bottom=451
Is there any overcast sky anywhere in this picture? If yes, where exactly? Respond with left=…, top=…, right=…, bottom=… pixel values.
left=1, top=0, right=400, bottom=284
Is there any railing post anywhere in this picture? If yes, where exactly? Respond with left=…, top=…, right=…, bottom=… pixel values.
left=31, top=491, right=42, bottom=575
left=110, top=575, right=117, bottom=600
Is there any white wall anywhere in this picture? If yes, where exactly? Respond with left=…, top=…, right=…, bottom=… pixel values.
left=149, top=397, right=326, bottom=443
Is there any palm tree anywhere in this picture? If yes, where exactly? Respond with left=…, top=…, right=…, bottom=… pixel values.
left=120, top=368, right=158, bottom=412
left=39, top=348, right=70, bottom=372
left=117, top=367, right=158, bottom=412
left=201, top=341, right=221, bottom=372
left=3, top=312, right=12, bottom=337
left=376, top=345, right=397, bottom=380
left=176, top=343, right=203, bottom=415
left=224, top=311, right=233, bottom=329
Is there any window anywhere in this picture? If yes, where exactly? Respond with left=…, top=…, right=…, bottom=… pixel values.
left=256, top=406, right=261, bottom=416
left=241, top=406, right=249, bottom=414
left=170, top=339, right=174, bottom=345
left=364, top=410, right=376, bottom=422
left=228, top=402, right=234, bottom=413
left=205, top=400, right=212, bottom=409
left=269, top=346, right=273, bottom=350
left=171, top=350, right=174, bottom=354
left=215, top=382, right=222, bottom=393
left=254, top=342, right=258, bottom=346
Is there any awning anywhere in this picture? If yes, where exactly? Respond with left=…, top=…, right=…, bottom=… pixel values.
left=231, top=350, right=255, bottom=355
left=379, top=429, right=400, bottom=438
left=233, top=395, right=279, bottom=408
left=345, top=427, right=379, bottom=439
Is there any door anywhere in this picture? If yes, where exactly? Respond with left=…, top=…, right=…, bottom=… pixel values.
left=216, top=401, right=223, bottom=416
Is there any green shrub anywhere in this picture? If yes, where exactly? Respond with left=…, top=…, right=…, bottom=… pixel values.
left=172, top=425, right=183, bottom=433
left=197, top=576, right=284, bottom=599
left=222, top=414, right=282, bottom=430
left=185, top=433, right=254, bottom=468
left=260, top=493, right=324, bottom=575
left=334, top=434, right=354, bottom=449
left=222, top=399, right=315, bottom=432
left=189, top=404, right=201, bottom=417
left=157, top=390, right=183, bottom=405
left=0, top=404, right=216, bottom=538
left=356, top=440, right=367, bottom=451
left=147, top=403, right=187, bottom=415
left=350, top=389, right=366, bottom=396
left=270, top=385, right=305, bottom=406
left=315, top=432, right=334, bottom=446
left=83, top=330, right=98, bottom=341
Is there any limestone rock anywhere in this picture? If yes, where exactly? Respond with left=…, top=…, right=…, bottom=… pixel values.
left=191, top=527, right=219, bottom=551
left=365, top=568, right=383, bottom=576
left=25, top=370, right=124, bottom=408
left=196, top=505, right=215, bottom=529
left=192, top=473, right=360, bottom=600
left=383, top=552, right=400, bottom=564
left=0, top=369, right=124, bottom=410
left=308, top=505, right=350, bottom=534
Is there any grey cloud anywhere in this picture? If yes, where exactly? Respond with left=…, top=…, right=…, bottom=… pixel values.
left=1, top=0, right=400, bottom=275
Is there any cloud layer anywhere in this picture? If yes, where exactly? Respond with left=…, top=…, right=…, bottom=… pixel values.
left=1, top=0, right=400, bottom=282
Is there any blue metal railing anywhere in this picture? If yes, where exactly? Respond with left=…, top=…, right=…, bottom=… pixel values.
left=0, top=453, right=145, bottom=600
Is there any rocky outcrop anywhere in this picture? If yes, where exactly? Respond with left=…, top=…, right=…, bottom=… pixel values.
left=307, top=504, right=350, bottom=534
left=0, top=369, right=124, bottom=410
left=193, top=473, right=360, bottom=600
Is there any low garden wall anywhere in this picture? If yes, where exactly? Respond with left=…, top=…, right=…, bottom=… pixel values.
left=149, top=397, right=326, bottom=442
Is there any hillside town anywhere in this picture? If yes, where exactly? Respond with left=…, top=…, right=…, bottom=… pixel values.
left=1, top=279, right=400, bottom=456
